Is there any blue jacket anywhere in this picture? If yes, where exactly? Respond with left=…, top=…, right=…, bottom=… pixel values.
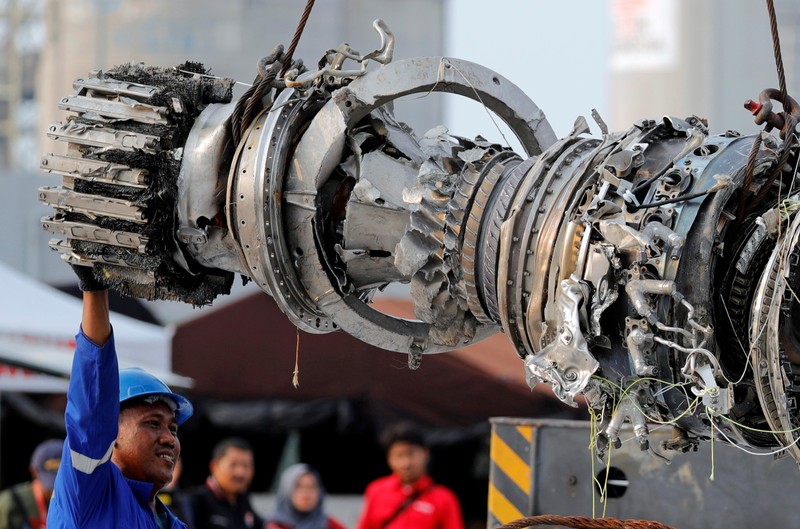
left=48, top=329, right=186, bottom=529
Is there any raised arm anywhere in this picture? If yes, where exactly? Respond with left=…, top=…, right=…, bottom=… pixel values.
left=72, top=264, right=111, bottom=344
left=48, top=267, right=118, bottom=527
left=81, top=290, right=111, bottom=346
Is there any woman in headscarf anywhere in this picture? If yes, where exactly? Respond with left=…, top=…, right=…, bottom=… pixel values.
left=267, top=464, right=347, bottom=529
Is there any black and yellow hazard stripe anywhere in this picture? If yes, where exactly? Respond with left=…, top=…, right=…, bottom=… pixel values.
left=488, top=421, right=533, bottom=527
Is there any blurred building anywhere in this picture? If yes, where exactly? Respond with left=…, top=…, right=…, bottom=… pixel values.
left=0, top=0, right=43, bottom=171
left=610, top=0, right=800, bottom=134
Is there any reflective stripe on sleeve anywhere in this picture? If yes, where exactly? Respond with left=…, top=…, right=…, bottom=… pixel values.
left=70, top=441, right=115, bottom=474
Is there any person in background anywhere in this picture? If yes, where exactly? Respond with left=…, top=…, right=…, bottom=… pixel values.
left=267, top=464, right=346, bottom=529
left=355, top=423, right=464, bottom=529
left=190, top=437, right=264, bottom=529
left=0, top=439, right=63, bottom=529
left=48, top=270, right=193, bottom=528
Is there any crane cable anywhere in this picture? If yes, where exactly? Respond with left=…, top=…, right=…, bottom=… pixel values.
left=230, top=0, right=316, bottom=146
left=739, top=0, right=795, bottom=220
left=280, top=0, right=316, bottom=78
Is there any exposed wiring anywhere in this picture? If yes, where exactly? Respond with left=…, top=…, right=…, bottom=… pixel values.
left=718, top=410, right=800, bottom=436
left=713, top=416, right=800, bottom=457
left=592, top=375, right=700, bottom=425
left=719, top=296, right=754, bottom=385
left=628, top=188, right=714, bottom=212
left=710, top=420, right=715, bottom=481
left=172, top=68, right=254, bottom=87
left=440, top=59, right=514, bottom=148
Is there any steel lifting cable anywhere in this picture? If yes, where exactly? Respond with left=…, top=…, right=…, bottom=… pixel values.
left=230, top=0, right=316, bottom=146
left=766, top=0, right=789, bottom=109
left=496, top=515, right=679, bottom=529
left=738, top=132, right=763, bottom=221
left=280, top=0, right=316, bottom=78
left=739, top=0, right=795, bottom=219
left=231, top=55, right=279, bottom=146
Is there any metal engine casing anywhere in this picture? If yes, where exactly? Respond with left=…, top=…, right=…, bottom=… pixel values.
left=40, top=24, right=800, bottom=464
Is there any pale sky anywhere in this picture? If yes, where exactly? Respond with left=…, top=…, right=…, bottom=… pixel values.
left=443, top=0, right=612, bottom=147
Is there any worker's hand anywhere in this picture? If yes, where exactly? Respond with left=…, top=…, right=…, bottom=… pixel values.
left=71, top=264, right=109, bottom=292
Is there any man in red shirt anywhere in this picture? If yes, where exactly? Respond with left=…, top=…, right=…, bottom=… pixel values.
left=356, top=424, right=464, bottom=529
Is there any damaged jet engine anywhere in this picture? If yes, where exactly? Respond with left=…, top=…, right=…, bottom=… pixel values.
left=40, top=21, right=800, bottom=463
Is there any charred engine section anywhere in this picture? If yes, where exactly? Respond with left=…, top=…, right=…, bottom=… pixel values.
left=40, top=63, right=236, bottom=304
left=41, top=21, right=800, bottom=464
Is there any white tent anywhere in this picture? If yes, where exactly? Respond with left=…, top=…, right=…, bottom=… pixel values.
left=0, top=261, right=191, bottom=391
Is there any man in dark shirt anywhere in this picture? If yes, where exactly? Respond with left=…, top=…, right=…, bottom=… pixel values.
left=190, top=438, right=264, bottom=529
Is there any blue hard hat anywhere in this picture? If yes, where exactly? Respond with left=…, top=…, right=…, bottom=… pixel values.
left=119, top=367, right=193, bottom=425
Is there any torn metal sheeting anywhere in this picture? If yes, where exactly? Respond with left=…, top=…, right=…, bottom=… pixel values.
left=46, top=122, right=161, bottom=153
left=58, top=95, right=170, bottom=125
left=40, top=154, right=149, bottom=188
left=41, top=217, right=149, bottom=252
left=39, top=186, right=146, bottom=223
left=73, top=76, right=159, bottom=100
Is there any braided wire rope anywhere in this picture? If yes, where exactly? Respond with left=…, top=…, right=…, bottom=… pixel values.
left=230, top=0, right=316, bottom=146
left=738, top=0, right=794, bottom=220
left=280, top=0, right=316, bottom=77
left=496, top=516, right=679, bottom=529
left=738, top=133, right=763, bottom=221
left=766, top=0, right=788, bottom=109
left=748, top=116, right=798, bottom=211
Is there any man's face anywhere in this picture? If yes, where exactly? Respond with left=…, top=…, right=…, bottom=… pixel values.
left=211, top=446, right=255, bottom=496
left=387, top=441, right=429, bottom=485
left=113, top=401, right=180, bottom=491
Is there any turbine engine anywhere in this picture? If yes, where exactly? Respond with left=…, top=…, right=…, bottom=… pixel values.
left=40, top=22, right=800, bottom=462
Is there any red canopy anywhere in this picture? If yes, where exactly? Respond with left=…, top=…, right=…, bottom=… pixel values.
left=172, top=293, right=582, bottom=427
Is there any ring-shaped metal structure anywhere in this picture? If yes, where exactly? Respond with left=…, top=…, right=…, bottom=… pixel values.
left=231, top=90, right=334, bottom=333
left=282, top=56, right=556, bottom=353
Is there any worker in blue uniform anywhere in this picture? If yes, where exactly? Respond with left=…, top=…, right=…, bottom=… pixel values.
left=47, top=267, right=193, bottom=528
